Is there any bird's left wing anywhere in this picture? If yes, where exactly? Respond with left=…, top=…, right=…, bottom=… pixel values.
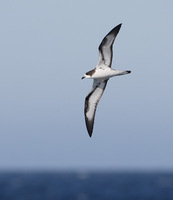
left=84, top=79, right=108, bottom=137
left=97, top=24, right=122, bottom=68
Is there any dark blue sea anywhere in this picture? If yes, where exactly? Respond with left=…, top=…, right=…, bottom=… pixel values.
left=0, top=171, right=173, bottom=200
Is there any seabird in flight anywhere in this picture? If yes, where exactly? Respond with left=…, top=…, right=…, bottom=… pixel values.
left=82, top=24, right=131, bottom=137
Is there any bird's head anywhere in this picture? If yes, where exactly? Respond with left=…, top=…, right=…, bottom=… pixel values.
left=81, top=74, right=91, bottom=79
left=81, top=74, right=86, bottom=79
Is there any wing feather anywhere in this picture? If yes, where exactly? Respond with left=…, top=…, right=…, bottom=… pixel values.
left=97, top=24, right=122, bottom=68
left=84, top=79, right=108, bottom=137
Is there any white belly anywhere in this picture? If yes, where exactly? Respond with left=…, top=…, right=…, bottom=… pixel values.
left=92, top=68, right=115, bottom=79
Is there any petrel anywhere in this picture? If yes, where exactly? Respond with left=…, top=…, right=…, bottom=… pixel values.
left=82, top=24, right=131, bottom=137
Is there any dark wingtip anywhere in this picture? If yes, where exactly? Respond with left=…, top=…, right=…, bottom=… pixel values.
left=111, top=23, right=122, bottom=35
left=88, top=132, right=92, bottom=137
left=87, top=125, right=93, bottom=137
left=126, top=70, right=131, bottom=74
left=117, top=23, right=122, bottom=29
left=86, top=122, right=93, bottom=137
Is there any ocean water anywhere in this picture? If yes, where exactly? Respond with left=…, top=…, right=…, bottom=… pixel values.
left=0, top=172, right=173, bottom=200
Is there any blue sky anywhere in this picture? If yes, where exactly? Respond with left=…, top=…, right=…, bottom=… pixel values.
left=0, top=0, right=173, bottom=171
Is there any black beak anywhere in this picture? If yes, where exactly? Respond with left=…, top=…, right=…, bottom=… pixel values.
left=81, top=76, right=85, bottom=79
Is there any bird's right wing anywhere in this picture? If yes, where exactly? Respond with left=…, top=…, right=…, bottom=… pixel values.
left=84, top=79, right=108, bottom=137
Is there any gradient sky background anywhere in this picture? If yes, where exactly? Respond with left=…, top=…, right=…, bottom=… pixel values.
left=0, top=0, right=173, bottom=171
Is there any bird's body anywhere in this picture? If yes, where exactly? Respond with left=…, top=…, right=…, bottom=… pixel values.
left=82, top=24, right=131, bottom=137
left=84, top=67, right=130, bottom=79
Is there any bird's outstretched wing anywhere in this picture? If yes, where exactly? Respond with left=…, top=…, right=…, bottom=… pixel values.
left=84, top=79, right=108, bottom=137
left=97, top=24, right=122, bottom=68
